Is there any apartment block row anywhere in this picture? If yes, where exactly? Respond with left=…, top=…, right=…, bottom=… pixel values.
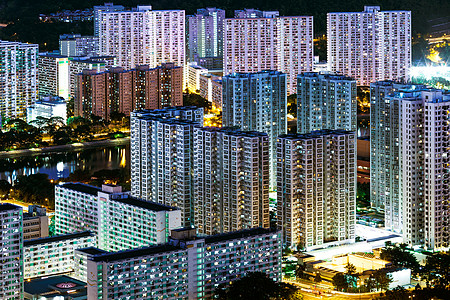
left=83, top=227, right=281, bottom=299
left=76, top=63, right=183, bottom=119
left=370, top=82, right=450, bottom=250
left=55, top=183, right=181, bottom=251
left=1, top=202, right=282, bottom=300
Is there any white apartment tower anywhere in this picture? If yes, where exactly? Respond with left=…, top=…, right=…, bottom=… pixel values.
left=130, top=107, right=204, bottom=226
left=327, top=6, right=411, bottom=86
left=222, top=71, right=287, bottom=189
left=0, top=203, right=23, bottom=300
left=0, top=41, right=38, bottom=120
left=93, top=3, right=124, bottom=36
left=424, top=92, right=450, bottom=250
left=193, top=127, right=270, bottom=235
left=297, top=72, right=357, bottom=134
left=371, top=81, right=449, bottom=250
left=187, top=8, right=225, bottom=69
left=224, top=12, right=313, bottom=94
left=276, top=131, right=356, bottom=250
left=38, top=53, right=70, bottom=100
left=99, top=6, right=185, bottom=70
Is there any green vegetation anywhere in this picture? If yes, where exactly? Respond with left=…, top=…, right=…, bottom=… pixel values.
left=357, top=182, right=370, bottom=208
left=0, top=116, right=128, bottom=151
left=183, top=92, right=211, bottom=110
left=380, top=243, right=420, bottom=274
left=331, top=268, right=392, bottom=293
left=215, top=272, right=302, bottom=300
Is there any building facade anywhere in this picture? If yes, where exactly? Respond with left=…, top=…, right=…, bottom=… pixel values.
left=98, top=6, right=185, bottom=70
left=327, top=6, right=411, bottom=86
left=76, top=63, right=183, bottom=119
left=93, top=3, right=124, bottom=36
left=370, top=82, right=450, bottom=250
left=23, top=231, right=95, bottom=279
left=38, top=53, right=70, bottom=100
left=277, top=130, right=356, bottom=249
left=0, top=203, right=23, bottom=300
left=69, top=57, right=106, bottom=100
left=224, top=13, right=313, bottom=94
left=130, top=107, right=204, bottom=227
left=193, top=127, right=270, bottom=235
left=297, top=72, right=357, bottom=134
left=0, top=41, right=38, bottom=120
left=222, top=71, right=287, bottom=188
left=59, top=34, right=100, bottom=57
left=23, top=205, right=49, bottom=241
left=84, top=227, right=281, bottom=299
left=55, top=183, right=181, bottom=251
left=187, top=8, right=225, bottom=69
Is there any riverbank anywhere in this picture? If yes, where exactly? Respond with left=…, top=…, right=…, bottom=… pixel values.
left=0, top=138, right=130, bottom=159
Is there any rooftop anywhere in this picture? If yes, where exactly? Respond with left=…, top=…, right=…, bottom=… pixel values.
left=112, top=196, right=178, bottom=212
left=59, top=183, right=101, bottom=196
left=24, top=231, right=94, bottom=247
left=205, top=227, right=278, bottom=244
left=90, top=244, right=182, bottom=263
left=278, top=129, right=354, bottom=140
left=24, top=275, right=86, bottom=298
left=0, top=203, right=22, bottom=212
left=75, top=247, right=108, bottom=256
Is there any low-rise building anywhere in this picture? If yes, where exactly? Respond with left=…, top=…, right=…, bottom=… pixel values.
left=24, top=231, right=95, bottom=279
left=23, top=205, right=49, bottom=241
left=83, top=227, right=281, bottom=299
left=24, top=275, right=87, bottom=300
left=26, top=97, right=67, bottom=124
left=55, top=183, right=181, bottom=251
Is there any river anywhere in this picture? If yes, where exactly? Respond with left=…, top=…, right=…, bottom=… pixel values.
left=0, top=145, right=130, bottom=183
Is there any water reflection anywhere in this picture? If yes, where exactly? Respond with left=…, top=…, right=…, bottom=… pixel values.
left=0, top=145, right=130, bottom=184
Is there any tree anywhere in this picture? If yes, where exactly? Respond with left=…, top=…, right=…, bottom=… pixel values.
left=380, top=243, right=420, bottom=273
left=183, top=93, right=211, bottom=109
left=364, top=274, right=377, bottom=292
left=345, top=263, right=357, bottom=276
left=332, top=273, right=349, bottom=291
left=295, top=263, right=307, bottom=280
left=374, top=270, right=393, bottom=291
left=422, top=252, right=450, bottom=288
left=215, top=272, right=301, bottom=300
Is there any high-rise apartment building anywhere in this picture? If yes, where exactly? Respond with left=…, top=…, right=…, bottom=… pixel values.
left=55, top=183, right=181, bottom=251
left=93, top=3, right=124, bottom=36
left=76, top=63, right=183, bottom=119
left=423, top=92, right=450, bottom=250
left=187, top=8, right=225, bottom=69
left=276, top=130, right=356, bottom=250
left=222, top=71, right=287, bottom=188
left=130, top=107, right=204, bottom=226
left=0, top=203, right=23, bottom=300
left=38, top=53, right=70, bottom=100
left=23, top=205, right=49, bottom=240
left=193, top=127, right=270, bottom=235
left=224, top=13, right=313, bottom=94
left=24, top=231, right=95, bottom=279
left=0, top=41, right=38, bottom=120
left=99, top=6, right=185, bottom=70
left=59, top=34, right=100, bottom=57
left=327, top=6, right=411, bottom=86
left=68, top=57, right=106, bottom=100
left=297, top=72, right=357, bottom=134
left=371, top=82, right=449, bottom=250
left=234, top=9, right=279, bottom=18
left=83, top=227, right=281, bottom=299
